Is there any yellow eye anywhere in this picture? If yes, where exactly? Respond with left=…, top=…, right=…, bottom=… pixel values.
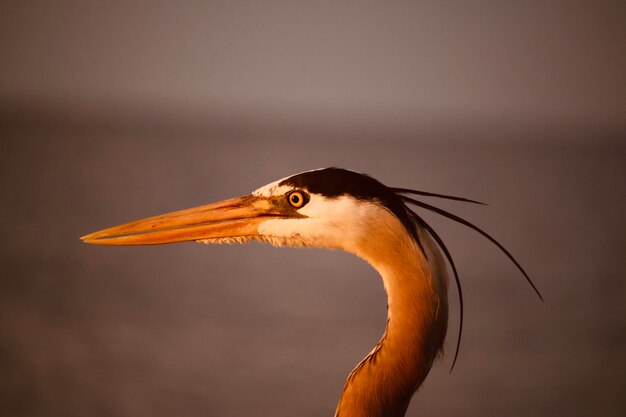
left=288, top=191, right=306, bottom=208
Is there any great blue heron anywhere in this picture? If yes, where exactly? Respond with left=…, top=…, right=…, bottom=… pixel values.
left=82, top=167, right=541, bottom=417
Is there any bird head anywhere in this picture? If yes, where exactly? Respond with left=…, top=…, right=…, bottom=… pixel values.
left=80, top=168, right=415, bottom=256
left=81, top=166, right=541, bottom=373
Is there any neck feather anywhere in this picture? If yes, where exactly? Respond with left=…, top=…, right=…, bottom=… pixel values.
left=334, top=212, right=448, bottom=417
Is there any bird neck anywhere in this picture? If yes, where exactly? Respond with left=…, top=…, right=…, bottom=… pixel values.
left=335, top=217, right=448, bottom=417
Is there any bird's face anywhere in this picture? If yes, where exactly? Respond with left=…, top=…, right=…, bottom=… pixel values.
left=81, top=173, right=384, bottom=253
left=250, top=180, right=381, bottom=251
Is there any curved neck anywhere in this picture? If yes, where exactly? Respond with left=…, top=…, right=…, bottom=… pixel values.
left=335, top=219, right=448, bottom=417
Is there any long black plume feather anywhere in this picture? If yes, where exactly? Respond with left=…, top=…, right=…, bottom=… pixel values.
left=406, top=208, right=464, bottom=372
left=400, top=195, right=543, bottom=301
left=392, top=188, right=486, bottom=205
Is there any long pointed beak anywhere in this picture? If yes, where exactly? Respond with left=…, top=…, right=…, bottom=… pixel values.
left=81, top=195, right=278, bottom=246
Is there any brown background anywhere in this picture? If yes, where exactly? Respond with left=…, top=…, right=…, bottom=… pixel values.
left=1, top=2, right=625, bottom=416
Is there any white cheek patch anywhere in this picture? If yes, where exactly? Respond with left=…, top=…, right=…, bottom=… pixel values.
left=257, top=195, right=380, bottom=250
left=256, top=218, right=332, bottom=248
left=297, top=194, right=357, bottom=219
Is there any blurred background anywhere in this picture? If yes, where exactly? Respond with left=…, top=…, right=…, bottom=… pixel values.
left=1, top=1, right=625, bottom=416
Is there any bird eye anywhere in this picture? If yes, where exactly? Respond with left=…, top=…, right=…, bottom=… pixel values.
left=287, top=191, right=307, bottom=208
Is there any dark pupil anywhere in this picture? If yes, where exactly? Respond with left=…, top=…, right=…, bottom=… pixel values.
left=291, top=194, right=300, bottom=204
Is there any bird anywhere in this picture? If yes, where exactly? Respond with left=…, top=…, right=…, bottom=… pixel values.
left=81, top=167, right=541, bottom=417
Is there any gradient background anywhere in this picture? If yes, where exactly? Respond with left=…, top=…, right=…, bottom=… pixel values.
left=1, top=2, right=625, bottom=416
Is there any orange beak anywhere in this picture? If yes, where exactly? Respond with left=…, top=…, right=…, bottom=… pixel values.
left=81, top=195, right=279, bottom=246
